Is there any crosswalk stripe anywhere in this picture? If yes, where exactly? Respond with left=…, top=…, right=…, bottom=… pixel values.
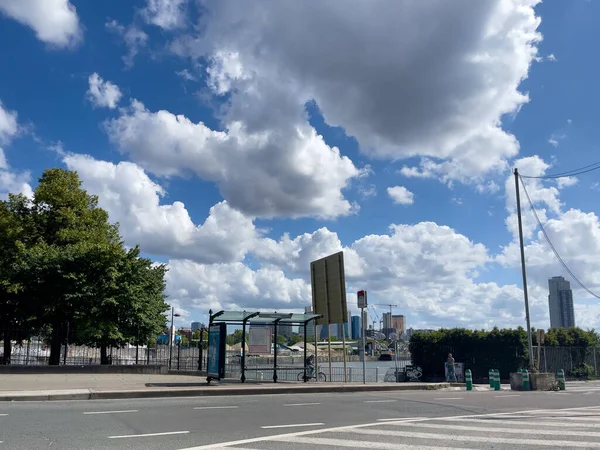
left=526, top=416, right=600, bottom=422
left=440, top=417, right=600, bottom=429
left=273, top=436, right=471, bottom=449
left=342, top=428, right=600, bottom=447
left=382, top=421, right=600, bottom=437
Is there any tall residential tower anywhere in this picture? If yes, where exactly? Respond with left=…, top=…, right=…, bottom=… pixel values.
left=548, top=276, right=575, bottom=328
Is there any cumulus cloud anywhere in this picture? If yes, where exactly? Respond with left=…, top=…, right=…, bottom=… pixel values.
left=141, top=0, right=187, bottom=30
left=86, top=73, right=122, bottom=109
left=62, top=154, right=258, bottom=264
left=0, top=101, right=32, bottom=199
left=105, top=100, right=361, bottom=219
left=0, top=0, right=81, bottom=48
left=172, top=0, right=541, bottom=185
left=387, top=186, right=414, bottom=205
left=106, top=20, right=148, bottom=69
left=496, top=156, right=600, bottom=328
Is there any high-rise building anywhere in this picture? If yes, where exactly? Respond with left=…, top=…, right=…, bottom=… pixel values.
left=382, top=312, right=392, bottom=329
left=351, top=315, right=360, bottom=340
left=191, top=322, right=202, bottom=332
left=362, top=310, right=370, bottom=331
left=392, top=315, right=406, bottom=334
left=278, top=323, right=293, bottom=338
left=305, top=306, right=316, bottom=339
left=548, top=276, right=575, bottom=328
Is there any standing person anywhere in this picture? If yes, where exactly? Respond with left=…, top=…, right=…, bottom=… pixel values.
left=446, top=353, right=457, bottom=382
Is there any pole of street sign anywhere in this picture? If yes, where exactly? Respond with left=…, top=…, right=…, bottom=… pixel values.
left=358, top=290, right=367, bottom=384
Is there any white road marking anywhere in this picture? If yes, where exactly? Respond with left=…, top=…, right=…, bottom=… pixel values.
left=193, top=406, right=239, bottom=410
left=0, top=414, right=7, bottom=416
left=443, top=418, right=600, bottom=428
left=364, top=400, right=397, bottom=403
left=384, top=421, right=600, bottom=437
left=433, top=397, right=463, bottom=400
left=274, top=436, right=467, bottom=449
left=284, top=402, right=321, bottom=406
left=377, top=417, right=424, bottom=422
left=83, top=410, right=138, bottom=415
left=109, top=431, right=190, bottom=439
left=261, top=423, right=324, bottom=429
left=494, top=394, right=520, bottom=398
left=344, top=428, right=600, bottom=447
left=178, top=406, right=600, bottom=449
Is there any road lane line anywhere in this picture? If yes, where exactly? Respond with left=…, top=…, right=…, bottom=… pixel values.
left=261, top=423, right=324, bottom=429
left=434, top=397, right=464, bottom=400
left=193, top=406, right=239, bottom=410
left=0, top=414, right=8, bottom=416
left=377, top=417, right=424, bottom=422
left=284, top=402, right=321, bottom=406
left=364, top=400, right=397, bottom=403
left=84, top=410, right=138, bottom=415
left=108, top=431, right=189, bottom=439
left=494, top=395, right=520, bottom=398
left=345, top=428, right=600, bottom=447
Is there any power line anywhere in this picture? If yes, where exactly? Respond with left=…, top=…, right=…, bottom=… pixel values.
left=520, top=161, right=600, bottom=179
left=518, top=175, right=600, bottom=299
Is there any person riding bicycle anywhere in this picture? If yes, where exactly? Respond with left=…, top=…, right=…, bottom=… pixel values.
left=305, top=354, right=315, bottom=378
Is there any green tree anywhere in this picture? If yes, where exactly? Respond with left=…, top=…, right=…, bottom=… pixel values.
left=287, top=335, right=303, bottom=346
left=226, top=329, right=245, bottom=346
left=0, top=195, right=34, bottom=363
left=276, top=335, right=286, bottom=346
left=17, top=169, right=168, bottom=365
left=72, top=246, right=168, bottom=364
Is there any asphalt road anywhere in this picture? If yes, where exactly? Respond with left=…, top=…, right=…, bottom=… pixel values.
left=1, top=383, right=600, bottom=449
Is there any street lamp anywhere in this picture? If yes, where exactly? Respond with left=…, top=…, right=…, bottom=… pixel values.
left=169, top=306, right=181, bottom=369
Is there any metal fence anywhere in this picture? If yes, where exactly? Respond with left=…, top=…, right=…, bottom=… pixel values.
left=1, top=335, right=412, bottom=382
left=534, top=346, right=600, bottom=379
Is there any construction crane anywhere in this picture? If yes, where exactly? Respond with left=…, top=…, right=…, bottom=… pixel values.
left=373, top=303, right=398, bottom=329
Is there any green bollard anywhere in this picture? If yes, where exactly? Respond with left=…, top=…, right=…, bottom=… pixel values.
left=557, top=369, right=566, bottom=390
left=466, top=369, right=473, bottom=391
left=522, top=368, right=530, bottom=391
left=489, top=369, right=494, bottom=388
left=494, top=369, right=501, bottom=391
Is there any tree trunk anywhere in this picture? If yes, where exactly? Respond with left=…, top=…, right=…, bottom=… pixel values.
left=48, top=325, right=62, bottom=366
left=100, top=343, right=110, bottom=365
left=2, top=330, right=11, bottom=365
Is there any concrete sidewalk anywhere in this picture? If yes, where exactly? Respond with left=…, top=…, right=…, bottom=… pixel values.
left=0, top=373, right=452, bottom=401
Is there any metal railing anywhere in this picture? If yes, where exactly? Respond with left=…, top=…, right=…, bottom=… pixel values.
left=534, top=346, right=599, bottom=379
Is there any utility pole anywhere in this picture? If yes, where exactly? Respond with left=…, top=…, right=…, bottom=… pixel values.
left=514, top=168, right=534, bottom=370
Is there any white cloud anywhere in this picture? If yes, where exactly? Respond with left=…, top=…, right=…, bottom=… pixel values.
left=557, top=176, right=578, bottom=189
left=169, top=221, right=529, bottom=329
left=174, top=0, right=541, bottom=185
left=106, top=20, right=148, bottom=69
left=142, top=0, right=187, bottom=30
left=496, top=156, right=600, bottom=325
left=548, top=138, right=558, bottom=147
left=387, top=186, right=415, bottom=205
left=0, top=101, right=32, bottom=199
left=0, top=0, right=81, bottom=48
left=105, top=100, right=361, bottom=219
left=62, top=153, right=258, bottom=264
left=175, top=69, right=196, bottom=81
left=86, top=73, right=122, bottom=109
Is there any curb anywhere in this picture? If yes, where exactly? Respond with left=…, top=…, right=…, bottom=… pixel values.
left=0, top=383, right=450, bottom=402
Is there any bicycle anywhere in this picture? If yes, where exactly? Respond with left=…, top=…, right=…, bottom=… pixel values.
left=297, top=368, right=327, bottom=382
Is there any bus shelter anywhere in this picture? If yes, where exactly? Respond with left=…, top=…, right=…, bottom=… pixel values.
left=208, top=310, right=322, bottom=383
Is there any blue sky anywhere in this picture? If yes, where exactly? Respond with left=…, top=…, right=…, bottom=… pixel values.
left=1, top=0, right=599, bottom=331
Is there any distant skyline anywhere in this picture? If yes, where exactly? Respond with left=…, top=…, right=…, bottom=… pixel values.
left=1, top=1, right=599, bottom=331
